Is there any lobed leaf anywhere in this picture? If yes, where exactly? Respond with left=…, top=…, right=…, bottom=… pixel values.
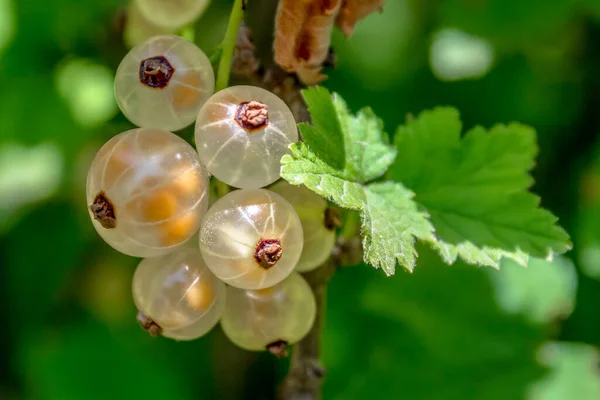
left=282, top=89, right=571, bottom=273
left=387, top=108, right=571, bottom=268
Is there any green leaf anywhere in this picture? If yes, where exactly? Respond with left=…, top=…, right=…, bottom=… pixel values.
left=299, top=87, right=346, bottom=171
left=283, top=87, right=422, bottom=274
left=299, top=86, right=397, bottom=182
left=387, top=107, right=571, bottom=268
left=362, top=183, right=436, bottom=273
left=281, top=143, right=366, bottom=210
left=282, top=143, right=434, bottom=274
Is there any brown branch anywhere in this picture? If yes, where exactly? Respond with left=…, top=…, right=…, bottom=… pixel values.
left=231, top=10, right=363, bottom=399
left=278, top=258, right=336, bottom=400
left=277, top=237, right=362, bottom=399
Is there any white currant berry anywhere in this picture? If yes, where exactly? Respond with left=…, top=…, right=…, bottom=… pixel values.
left=270, top=181, right=336, bottom=272
left=124, top=3, right=176, bottom=49
left=133, top=247, right=226, bottom=340
left=194, top=86, right=298, bottom=189
left=115, top=35, right=214, bottom=131
left=199, top=188, right=303, bottom=290
left=134, top=0, right=210, bottom=29
left=220, top=272, right=316, bottom=356
left=86, top=128, right=209, bottom=257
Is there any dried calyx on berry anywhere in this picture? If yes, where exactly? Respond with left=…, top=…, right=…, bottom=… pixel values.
left=139, top=56, right=175, bottom=88
left=235, top=100, right=269, bottom=131
left=137, top=311, right=162, bottom=336
left=267, top=340, right=289, bottom=358
left=254, top=239, right=283, bottom=269
left=90, top=191, right=117, bottom=229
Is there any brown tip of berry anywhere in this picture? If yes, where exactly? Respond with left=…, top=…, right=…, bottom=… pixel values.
left=254, top=239, right=283, bottom=269
left=137, top=311, right=162, bottom=337
left=267, top=340, right=289, bottom=358
left=139, top=56, right=175, bottom=89
left=90, top=191, right=117, bottom=229
left=235, top=101, right=269, bottom=131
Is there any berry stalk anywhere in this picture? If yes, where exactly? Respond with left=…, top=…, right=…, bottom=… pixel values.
left=215, top=0, right=246, bottom=92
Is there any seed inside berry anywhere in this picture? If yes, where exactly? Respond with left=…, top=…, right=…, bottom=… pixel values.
left=254, top=238, right=283, bottom=269
left=235, top=101, right=269, bottom=131
left=139, top=56, right=175, bottom=89
left=90, top=191, right=117, bottom=229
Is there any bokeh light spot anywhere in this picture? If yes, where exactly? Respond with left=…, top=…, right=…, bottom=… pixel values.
left=55, top=58, right=118, bottom=129
left=488, top=256, right=577, bottom=324
left=0, top=0, right=15, bottom=54
left=579, top=243, right=600, bottom=280
left=430, top=28, right=495, bottom=82
left=0, top=143, right=63, bottom=223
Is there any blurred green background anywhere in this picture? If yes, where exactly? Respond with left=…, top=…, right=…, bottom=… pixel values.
left=1, top=0, right=600, bottom=399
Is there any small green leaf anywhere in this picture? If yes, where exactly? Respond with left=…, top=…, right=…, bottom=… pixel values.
left=281, top=143, right=366, bottom=210
left=281, top=144, right=434, bottom=274
left=299, top=86, right=396, bottom=182
left=387, top=107, right=571, bottom=268
left=299, top=87, right=346, bottom=170
left=362, top=183, right=436, bottom=274
left=282, top=88, right=430, bottom=273
left=343, top=107, right=397, bottom=182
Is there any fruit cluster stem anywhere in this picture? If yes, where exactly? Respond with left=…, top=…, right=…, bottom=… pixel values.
left=215, top=0, right=246, bottom=92
left=278, top=258, right=337, bottom=400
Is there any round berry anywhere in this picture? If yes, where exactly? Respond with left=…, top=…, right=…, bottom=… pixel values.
left=115, top=35, right=214, bottom=131
left=194, top=86, right=298, bottom=189
left=221, top=272, right=316, bottom=354
left=199, top=189, right=303, bottom=290
left=86, top=128, right=209, bottom=257
left=133, top=247, right=226, bottom=340
left=134, top=0, right=210, bottom=29
left=124, top=3, right=175, bottom=49
left=270, top=181, right=336, bottom=272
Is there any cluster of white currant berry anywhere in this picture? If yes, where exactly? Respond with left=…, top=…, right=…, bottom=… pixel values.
left=86, top=35, right=336, bottom=354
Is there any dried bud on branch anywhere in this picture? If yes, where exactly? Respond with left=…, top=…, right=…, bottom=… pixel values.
left=274, top=0, right=342, bottom=85
left=273, top=0, right=384, bottom=84
left=232, top=24, right=261, bottom=77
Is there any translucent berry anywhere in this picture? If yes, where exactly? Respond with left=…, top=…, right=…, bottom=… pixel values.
left=194, top=86, right=298, bottom=189
left=134, top=0, right=210, bottom=29
left=199, top=189, right=303, bottom=290
left=133, top=247, right=226, bottom=340
left=220, top=272, right=316, bottom=355
left=115, top=35, right=214, bottom=131
left=270, top=181, right=336, bottom=272
left=86, top=128, right=209, bottom=257
left=124, top=3, right=175, bottom=49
